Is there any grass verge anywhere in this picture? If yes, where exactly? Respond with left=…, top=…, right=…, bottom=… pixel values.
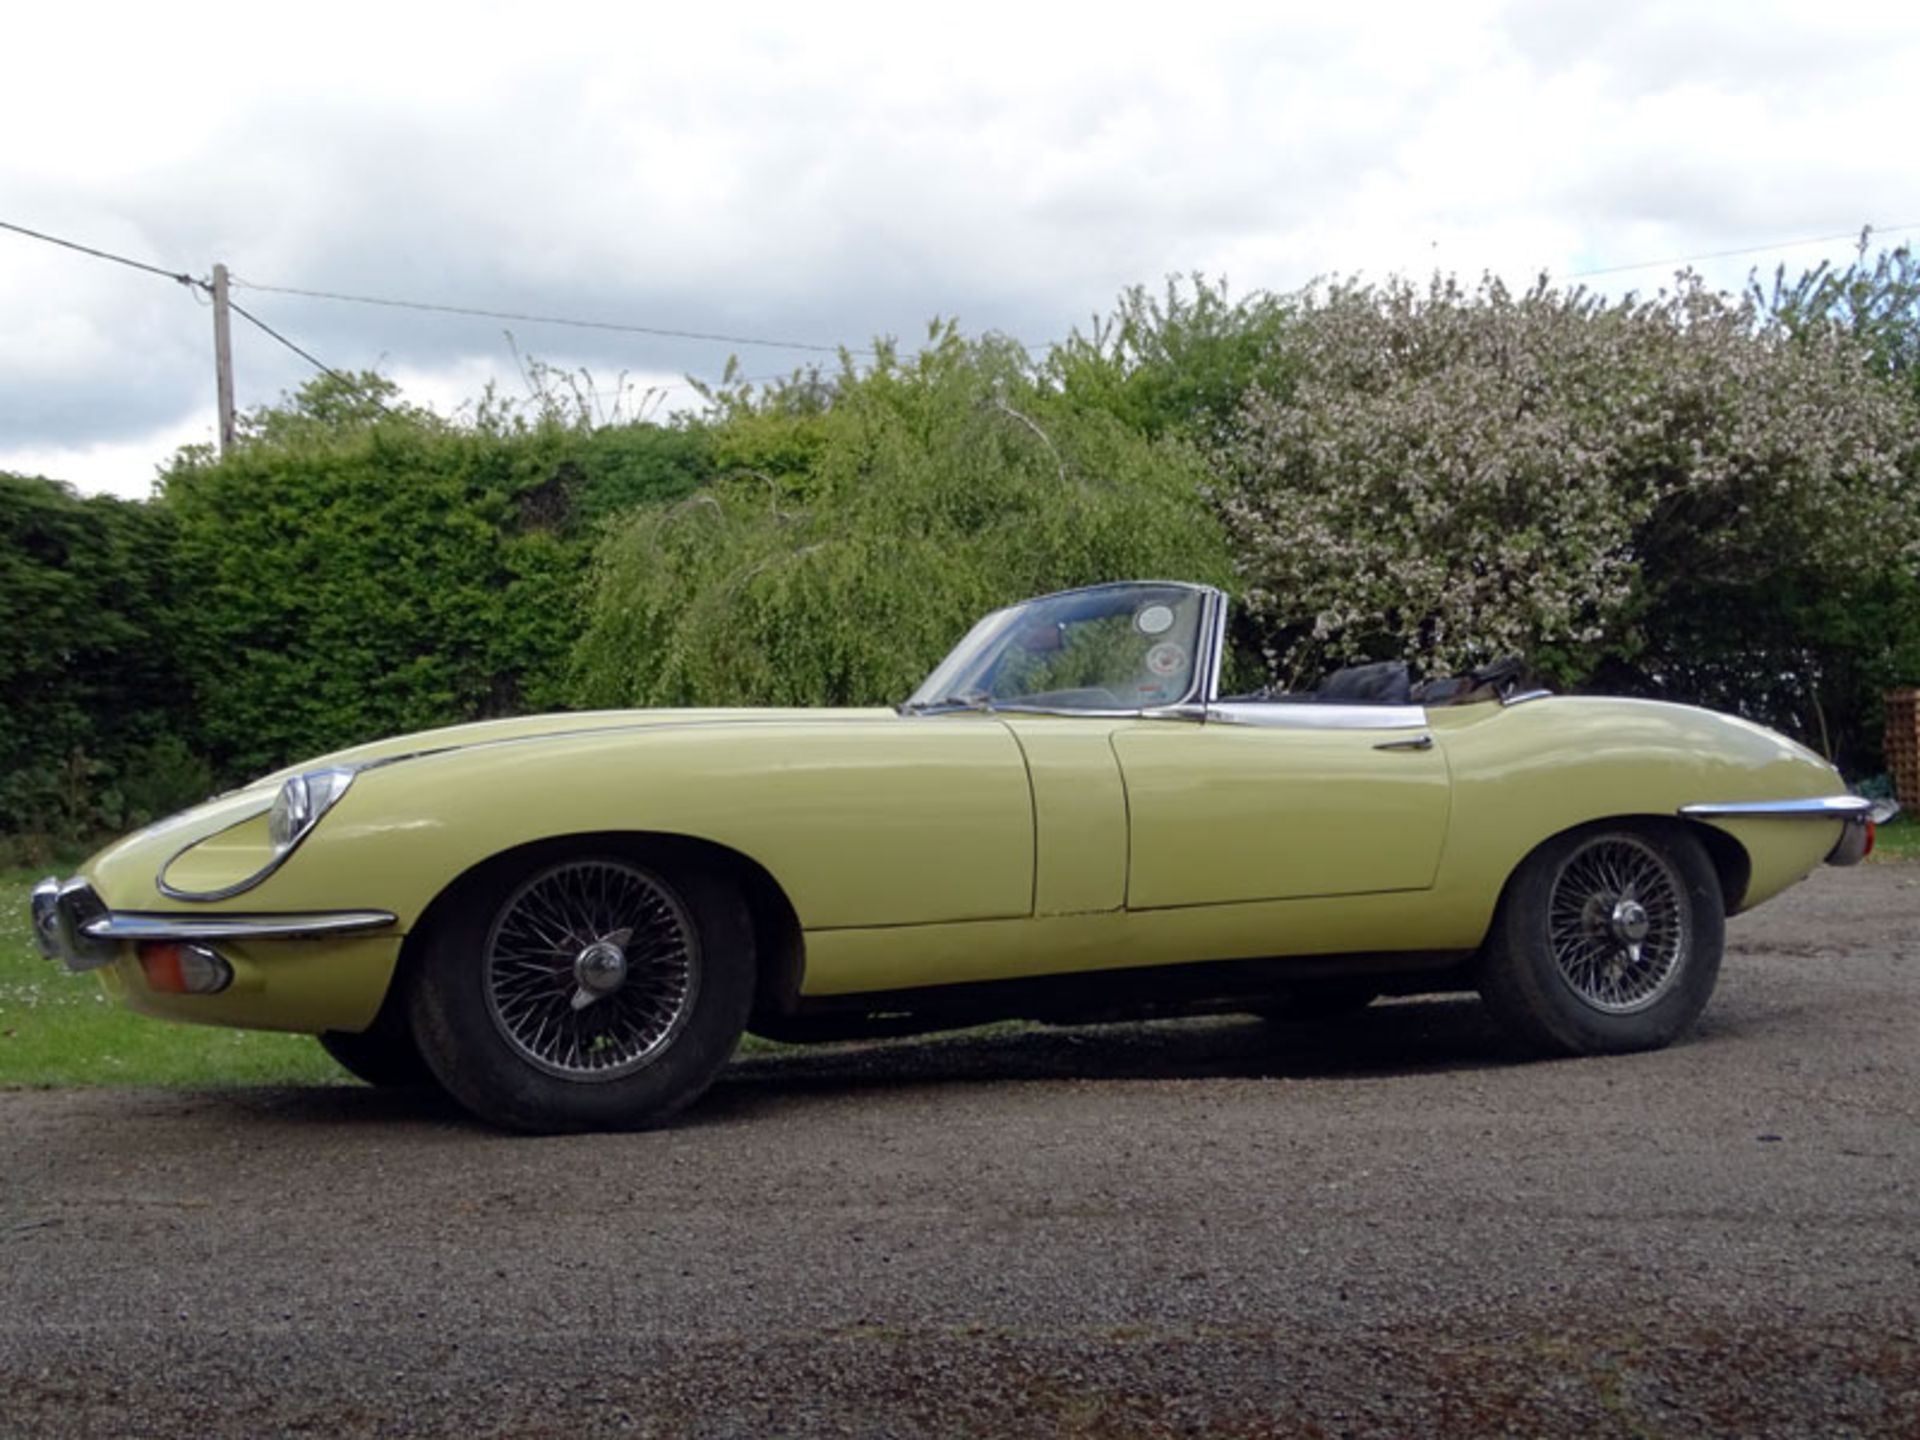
left=1873, top=814, right=1920, bottom=862
left=0, top=868, right=345, bottom=1090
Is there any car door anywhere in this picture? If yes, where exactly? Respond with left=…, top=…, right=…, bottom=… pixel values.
left=1111, top=703, right=1451, bottom=910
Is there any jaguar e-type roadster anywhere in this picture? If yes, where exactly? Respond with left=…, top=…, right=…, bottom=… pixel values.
left=32, top=581, right=1891, bottom=1132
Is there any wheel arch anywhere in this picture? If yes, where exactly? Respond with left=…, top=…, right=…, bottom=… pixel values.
left=387, top=830, right=805, bottom=1030
left=1680, top=817, right=1751, bottom=915
left=1472, top=812, right=1730, bottom=1056
left=1489, top=813, right=1748, bottom=932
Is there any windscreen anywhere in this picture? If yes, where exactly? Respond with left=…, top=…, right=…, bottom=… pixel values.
left=907, top=583, right=1210, bottom=712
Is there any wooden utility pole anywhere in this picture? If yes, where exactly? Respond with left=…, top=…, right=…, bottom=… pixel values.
left=211, top=262, right=235, bottom=454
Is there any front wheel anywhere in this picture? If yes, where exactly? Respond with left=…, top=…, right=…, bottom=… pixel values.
left=1475, top=823, right=1724, bottom=1056
left=408, top=850, right=755, bottom=1132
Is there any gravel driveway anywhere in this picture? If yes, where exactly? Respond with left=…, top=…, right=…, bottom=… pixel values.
left=3, top=865, right=1917, bottom=1438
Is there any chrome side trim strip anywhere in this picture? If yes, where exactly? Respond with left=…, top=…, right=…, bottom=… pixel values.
left=1678, top=796, right=1872, bottom=820
left=1207, top=701, right=1429, bottom=731
left=1501, top=689, right=1554, bottom=707
left=81, top=909, right=400, bottom=943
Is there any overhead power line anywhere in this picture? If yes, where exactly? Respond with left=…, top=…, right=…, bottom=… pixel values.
left=0, top=219, right=356, bottom=448
left=224, top=296, right=353, bottom=383
left=12, top=210, right=1920, bottom=440
left=1566, top=221, right=1920, bottom=280
left=0, top=218, right=201, bottom=289
left=0, top=218, right=854, bottom=362
left=230, top=277, right=865, bottom=356
left=0, top=218, right=851, bottom=429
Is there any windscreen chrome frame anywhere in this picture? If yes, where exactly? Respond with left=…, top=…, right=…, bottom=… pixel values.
left=906, top=586, right=1456, bottom=732
left=906, top=581, right=1228, bottom=721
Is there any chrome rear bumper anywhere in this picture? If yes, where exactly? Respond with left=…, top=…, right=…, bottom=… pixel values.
left=30, top=876, right=398, bottom=974
left=1675, top=796, right=1901, bottom=868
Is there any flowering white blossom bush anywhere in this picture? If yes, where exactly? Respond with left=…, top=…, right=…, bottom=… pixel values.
left=1216, top=274, right=1919, bottom=761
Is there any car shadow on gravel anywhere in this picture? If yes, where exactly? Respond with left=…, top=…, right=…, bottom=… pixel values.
left=172, top=997, right=1517, bottom=1133
left=706, top=996, right=1520, bottom=1112
left=152, top=1079, right=479, bottom=1133
left=188, top=990, right=1785, bottom=1134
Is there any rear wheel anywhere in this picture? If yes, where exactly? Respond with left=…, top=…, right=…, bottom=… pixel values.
left=1476, top=823, right=1723, bottom=1056
left=408, top=849, right=754, bottom=1132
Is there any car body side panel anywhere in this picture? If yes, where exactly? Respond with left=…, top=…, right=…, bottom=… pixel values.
left=1112, top=722, right=1452, bottom=908
left=1675, top=816, right=1839, bottom=911
left=253, top=707, right=902, bottom=785
left=1422, top=697, right=1845, bottom=919
left=73, top=694, right=1851, bottom=1027
left=88, top=718, right=1037, bottom=933
left=799, top=888, right=1457, bottom=995
left=808, top=697, right=1848, bottom=996
left=1002, top=717, right=1130, bottom=915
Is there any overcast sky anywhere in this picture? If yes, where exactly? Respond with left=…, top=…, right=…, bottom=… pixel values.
left=5, top=0, right=1918, bottom=499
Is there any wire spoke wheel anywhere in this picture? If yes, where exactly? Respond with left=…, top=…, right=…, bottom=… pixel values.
left=1546, top=835, right=1688, bottom=1014
left=482, top=858, right=701, bottom=1081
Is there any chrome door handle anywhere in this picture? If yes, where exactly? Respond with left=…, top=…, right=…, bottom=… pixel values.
left=1373, top=734, right=1433, bottom=752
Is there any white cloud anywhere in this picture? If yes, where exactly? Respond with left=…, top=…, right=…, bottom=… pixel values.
left=0, top=412, right=215, bottom=500
left=5, top=0, right=1919, bottom=494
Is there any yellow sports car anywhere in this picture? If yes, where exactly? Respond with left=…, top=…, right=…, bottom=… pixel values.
left=32, top=581, right=1892, bottom=1132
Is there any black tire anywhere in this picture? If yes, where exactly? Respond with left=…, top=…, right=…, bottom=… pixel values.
left=407, top=848, right=755, bottom=1133
left=1475, top=821, right=1724, bottom=1056
left=318, top=1013, right=436, bottom=1089
left=1252, top=980, right=1380, bottom=1024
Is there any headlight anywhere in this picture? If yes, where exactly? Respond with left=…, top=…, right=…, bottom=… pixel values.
left=155, top=765, right=362, bottom=903
left=267, top=768, right=355, bottom=854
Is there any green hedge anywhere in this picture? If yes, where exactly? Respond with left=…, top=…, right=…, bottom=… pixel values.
left=0, top=473, right=205, bottom=845
left=158, top=378, right=712, bottom=781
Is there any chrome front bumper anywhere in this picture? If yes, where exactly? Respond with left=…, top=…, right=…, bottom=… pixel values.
left=30, top=876, right=398, bottom=974
left=30, top=877, right=117, bottom=972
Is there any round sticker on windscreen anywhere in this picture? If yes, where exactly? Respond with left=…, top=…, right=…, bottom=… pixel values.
left=1146, top=642, right=1186, bottom=677
left=1136, top=604, right=1175, bottom=636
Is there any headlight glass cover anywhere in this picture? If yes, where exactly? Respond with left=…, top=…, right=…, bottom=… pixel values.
left=267, top=767, right=356, bottom=853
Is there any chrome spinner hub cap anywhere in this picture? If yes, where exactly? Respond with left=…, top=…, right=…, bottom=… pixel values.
left=1609, top=897, right=1651, bottom=947
left=572, top=938, right=630, bottom=1003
